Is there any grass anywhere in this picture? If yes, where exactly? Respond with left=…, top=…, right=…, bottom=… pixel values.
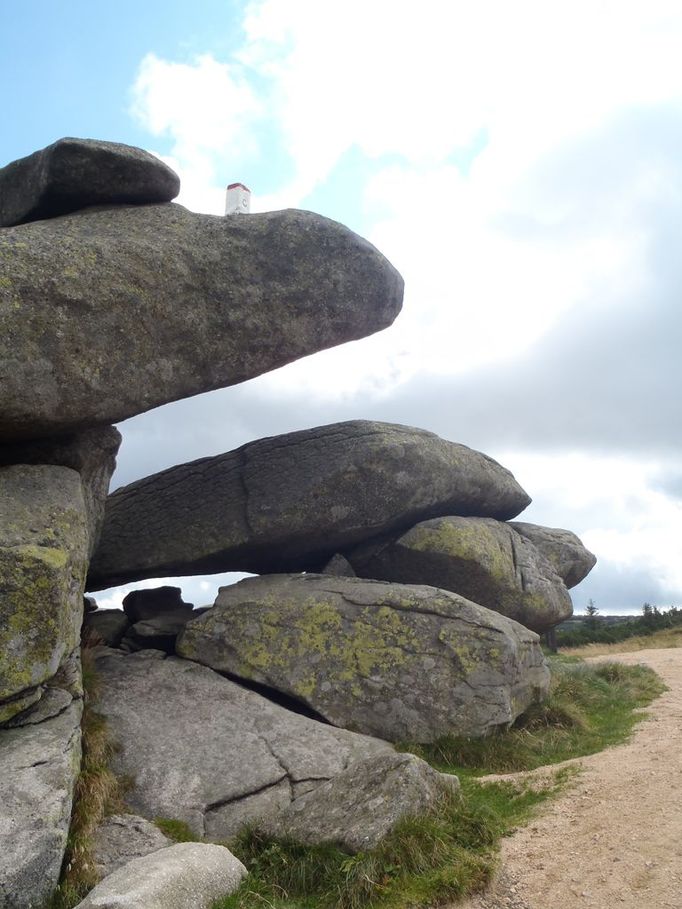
left=154, top=817, right=197, bottom=842
left=405, top=658, right=666, bottom=776
left=46, top=646, right=126, bottom=909
left=563, top=625, right=682, bottom=657
left=49, top=652, right=666, bottom=909
left=210, top=658, right=665, bottom=909
left=212, top=772, right=571, bottom=909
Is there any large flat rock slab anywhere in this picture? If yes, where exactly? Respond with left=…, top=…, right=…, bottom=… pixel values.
left=93, top=649, right=393, bottom=840
left=0, top=206, right=403, bottom=441
left=346, top=516, right=574, bottom=632
left=0, top=465, right=89, bottom=721
left=177, top=574, right=550, bottom=743
left=0, top=137, right=179, bottom=227
left=0, top=698, right=82, bottom=909
left=88, top=421, right=530, bottom=589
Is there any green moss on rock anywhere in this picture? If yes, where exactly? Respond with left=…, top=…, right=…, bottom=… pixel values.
left=0, top=466, right=89, bottom=720
left=177, top=574, right=550, bottom=743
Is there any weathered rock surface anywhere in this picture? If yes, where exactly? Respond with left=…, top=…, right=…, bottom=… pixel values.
left=0, top=206, right=403, bottom=441
left=346, top=516, right=573, bottom=632
left=120, top=614, right=194, bottom=654
left=88, top=421, right=530, bottom=589
left=0, top=698, right=82, bottom=909
left=83, top=610, right=130, bottom=648
left=74, top=842, right=246, bottom=909
left=0, top=137, right=180, bottom=228
left=92, top=815, right=172, bottom=880
left=260, top=751, right=458, bottom=853
left=94, top=648, right=393, bottom=839
left=0, top=465, right=89, bottom=721
left=319, top=553, right=357, bottom=577
left=177, top=574, right=550, bottom=743
left=3, top=685, right=75, bottom=728
left=510, top=521, right=597, bottom=588
left=122, top=585, right=193, bottom=623
left=0, top=425, right=121, bottom=554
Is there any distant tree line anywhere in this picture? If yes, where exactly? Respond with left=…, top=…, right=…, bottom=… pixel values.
left=555, top=602, right=682, bottom=648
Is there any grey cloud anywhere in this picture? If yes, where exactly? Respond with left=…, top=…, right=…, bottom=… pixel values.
left=651, top=469, right=682, bottom=501
left=113, top=104, right=682, bottom=487
left=570, top=562, right=675, bottom=615
left=108, top=104, right=682, bottom=612
left=375, top=285, right=680, bottom=458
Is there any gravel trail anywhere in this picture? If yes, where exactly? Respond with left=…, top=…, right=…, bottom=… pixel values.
left=454, top=647, right=682, bottom=909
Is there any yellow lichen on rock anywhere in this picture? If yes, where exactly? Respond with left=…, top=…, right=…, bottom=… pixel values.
left=0, top=465, right=89, bottom=720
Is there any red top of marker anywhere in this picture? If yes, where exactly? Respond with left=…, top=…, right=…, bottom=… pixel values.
left=227, top=182, right=250, bottom=191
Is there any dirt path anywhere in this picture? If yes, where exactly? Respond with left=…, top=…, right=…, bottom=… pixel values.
left=455, top=648, right=682, bottom=909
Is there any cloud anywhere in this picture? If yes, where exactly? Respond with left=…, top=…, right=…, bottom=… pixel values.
left=239, top=0, right=682, bottom=197
left=127, top=5, right=682, bottom=397
left=570, top=563, right=673, bottom=615
left=131, top=52, right=261, bottom=159
left=116, top=2, right=682, bottom=613
left=93, top=572, right=253, bottom=611
left=130, top=51, right=262, bottom=214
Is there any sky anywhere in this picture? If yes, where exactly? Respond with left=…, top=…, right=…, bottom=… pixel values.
left=2, top=0, right=680, bottom=615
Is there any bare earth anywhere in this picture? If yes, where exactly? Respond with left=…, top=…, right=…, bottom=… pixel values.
left=455, top=648, right=682, bottom=909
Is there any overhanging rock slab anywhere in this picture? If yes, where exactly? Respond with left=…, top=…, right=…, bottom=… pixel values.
left=0, top=205, right=403, bottom=441
left=88, top=421, right=530, bottom=589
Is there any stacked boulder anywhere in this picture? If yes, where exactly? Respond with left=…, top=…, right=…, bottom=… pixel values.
left=0, top=136, right=596, bottom=909
left=0, top=427, right=121, bottom=909
left=88, top=419, right=594, bottom=636
left=0, top=137, right=403, bottom=908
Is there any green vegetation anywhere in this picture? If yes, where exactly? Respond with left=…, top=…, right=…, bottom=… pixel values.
left=557, top=603, right=682, bottom=649
left=47, top=646, right=125, bottom=909
left=50, top=651, right=665, bottom=909
left=408, top=658, right=666, bottom=775
left=210, top=658, right=663, bottom=909
left=154, top=817, right=197, bottom=843
left=212, top=774, right=569, bottom=909
left=565, top=625, right=682, bottom=656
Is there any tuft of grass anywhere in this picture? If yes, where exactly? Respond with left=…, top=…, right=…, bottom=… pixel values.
left=211, top=777, right=569, bottom=909
left=154, top=817, right=198, bottom=843
left=47, top=646, right=125, bottom=909
left=404, top=658, right=666, bottom=776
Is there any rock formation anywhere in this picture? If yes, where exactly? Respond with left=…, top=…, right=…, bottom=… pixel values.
left=0, top=465, right=89, bottom=722
left=0, top=675, right=83, bottom=909
left=93, top=648, right=395, bottom=839
left=0, top=206, right=403, bottom=441
left=91, top=815, right=172, bottom=880
left=83, top=610, right=130, bottom=648
left=73, top=842, right=247, bottom=909
left=259, top=751, right=459, bottom=852
left=0, top=135, right=596, bottom=906
left=344, top=516, right=574, bottom=633
left=87, top=420, right=531, bottom=589
left=0, top=423, right=119, bottom=724
left=0, top=137, right=180, bottom=227
left=510, top=521, right=597, bottom=588
left=176, top=574, right=550, bottom=742
left=0, top=425, right=122, bottom=555
left=121, top=585, right=193, bottom=622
